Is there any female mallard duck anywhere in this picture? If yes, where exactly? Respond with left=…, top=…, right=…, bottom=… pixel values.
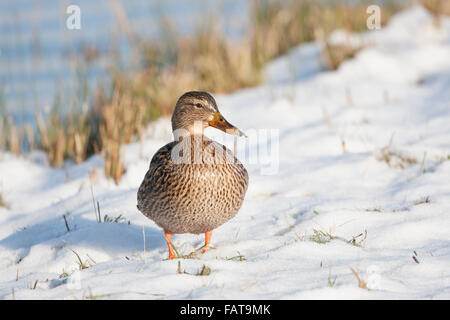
left=137, top=91, right=248, bottom=259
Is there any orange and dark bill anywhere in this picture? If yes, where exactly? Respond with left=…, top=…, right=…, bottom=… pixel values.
left=208, top=112, right=247, bottom=137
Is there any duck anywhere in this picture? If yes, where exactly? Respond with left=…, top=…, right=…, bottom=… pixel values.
left=137, top=91, right=248, bottom=259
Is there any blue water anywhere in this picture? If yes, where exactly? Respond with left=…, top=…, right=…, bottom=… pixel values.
left=0, top=0, right=249, bottom=123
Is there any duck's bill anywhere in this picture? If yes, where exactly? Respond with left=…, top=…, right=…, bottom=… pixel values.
left=208, top=112, right=247, bottom=137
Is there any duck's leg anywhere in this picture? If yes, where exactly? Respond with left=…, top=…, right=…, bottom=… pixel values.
left=202, top=231, right=212, bottom=253
left=164, top=231, right=177, bottom=259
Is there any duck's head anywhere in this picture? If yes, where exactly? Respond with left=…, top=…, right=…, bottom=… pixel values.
left=171, top=91, right=246, bottom=137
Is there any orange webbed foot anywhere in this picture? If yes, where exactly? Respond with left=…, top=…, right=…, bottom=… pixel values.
left=164, top=231, right=177, bottom=259
left=202, top=231, right=213, bottom=254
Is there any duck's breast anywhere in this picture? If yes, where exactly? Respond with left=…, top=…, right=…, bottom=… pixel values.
left=137, top=139, right=248, bottom=234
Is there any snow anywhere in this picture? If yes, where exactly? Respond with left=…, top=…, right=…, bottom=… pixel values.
left=0, top=6, right=450, bottom=299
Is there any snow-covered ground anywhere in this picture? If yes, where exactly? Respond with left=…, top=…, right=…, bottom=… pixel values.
left=0, top=6, right=449, bottom=299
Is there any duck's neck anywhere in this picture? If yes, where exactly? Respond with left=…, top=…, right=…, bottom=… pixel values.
left=171, top=131, right=210, bottom=165
left=172, top=122, right=205, bottom=141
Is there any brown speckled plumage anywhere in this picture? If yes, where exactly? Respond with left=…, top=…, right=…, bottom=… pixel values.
left=137, top=91, right=248, bottom=236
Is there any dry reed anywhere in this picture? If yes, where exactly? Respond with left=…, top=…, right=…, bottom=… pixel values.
left=1, top=0, right=407, bottom=183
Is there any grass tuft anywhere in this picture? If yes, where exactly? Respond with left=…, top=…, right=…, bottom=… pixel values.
left=328, top=264, right=337, bottom=288
left=224, top=252, right=246, bottom=262
left=103, top=214, right=128, bottom=223
left=198, top=265, right=211, bottom=276
left=29, top=279, right=39, bottom=290
left=413, top=196, right=431, bottom=206
left=348, top=230, right=367, bottom=248
left=375, top=136, right=418, bottom=169
left=309, top=229, right=335, bottom=244
left=365, top=207, right=382, bottom=213
left=63, top=214, right=71, bottom=232
left=412, top=250, right=420, bottom=264
left=309, top=228, right=368, bottom=248
left=59, top=269, right=70, bottom=279
left=70, top=248, right=93, bottom=270
left=177, top=261, right=211, bottom=276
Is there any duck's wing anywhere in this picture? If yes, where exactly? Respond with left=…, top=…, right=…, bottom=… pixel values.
left=137, top=141, right=175, bottom=206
